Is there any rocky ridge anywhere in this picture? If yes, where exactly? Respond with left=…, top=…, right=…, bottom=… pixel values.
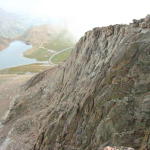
left=0, top=15, right=150, bottom=150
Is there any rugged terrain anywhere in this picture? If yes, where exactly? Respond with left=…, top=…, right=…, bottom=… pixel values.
left=0, top=15, right=150, bottom=150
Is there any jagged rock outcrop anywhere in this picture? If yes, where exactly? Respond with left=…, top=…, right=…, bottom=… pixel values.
left=0, top=16, right=150, bottom=150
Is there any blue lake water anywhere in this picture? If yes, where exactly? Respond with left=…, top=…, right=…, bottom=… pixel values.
left=0, top=41, right=38, bottom=69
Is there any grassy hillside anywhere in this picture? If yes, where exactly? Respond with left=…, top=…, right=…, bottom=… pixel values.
left=21, top=25, right=75, bottom=61
left=43, top=29, right=74, bottom=51
left=0, top=63, right=50, bottom=74
left=24, top=47, right=52, bottom=61
left=51, top=49, right=72, bottom=64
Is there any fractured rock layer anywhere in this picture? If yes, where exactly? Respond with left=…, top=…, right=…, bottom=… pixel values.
left=0, top=16, right=150, bottom=150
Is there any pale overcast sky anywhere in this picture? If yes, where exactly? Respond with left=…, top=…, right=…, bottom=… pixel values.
left=0, top=0, right=150, bottom=38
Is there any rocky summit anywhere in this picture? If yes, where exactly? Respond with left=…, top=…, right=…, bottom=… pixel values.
left=0, top=15, right=150, bottom=150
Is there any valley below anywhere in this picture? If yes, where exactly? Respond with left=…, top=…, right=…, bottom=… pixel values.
left=0, top=9, right=75, bottom=74
left=0, top=41, right=35, bottom=69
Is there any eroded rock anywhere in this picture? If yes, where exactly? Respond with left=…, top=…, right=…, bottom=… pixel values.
left=0, top=15, right=150, bottom=150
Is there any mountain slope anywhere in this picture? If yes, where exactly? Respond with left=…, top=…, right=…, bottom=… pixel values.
left=0, top=15, right=150, bottom=150
left=20, top=25, right=75, bottom=61
left=20, top=25, right=57, bottom=46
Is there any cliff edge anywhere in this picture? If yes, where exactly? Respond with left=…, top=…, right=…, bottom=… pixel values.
left=0, top=15, right=150, bottom=150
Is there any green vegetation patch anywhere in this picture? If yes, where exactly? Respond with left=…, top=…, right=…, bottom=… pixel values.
left=51, top=49, right=72, bottom=64
left=24, top=47, right=52, bottom=61
left=44, top=29, right=75, bottom=51
left=0, top=63, right=50, bottom=74
left=44, top=39, right=74, bottom=52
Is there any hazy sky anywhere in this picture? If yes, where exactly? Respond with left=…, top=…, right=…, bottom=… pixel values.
left=0, top=0, right=150, bottom=38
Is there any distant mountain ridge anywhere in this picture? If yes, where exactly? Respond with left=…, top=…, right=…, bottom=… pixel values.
left=0, top=8, right=30, bottom=38
left=20, top=24, right=59, bottom=46
left=0, top=8, right=54, bottom=39
left=0, top=8, right=67, bottom=51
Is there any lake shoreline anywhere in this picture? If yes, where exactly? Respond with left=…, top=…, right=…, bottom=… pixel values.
left=0, top=40, right=47, bottom=70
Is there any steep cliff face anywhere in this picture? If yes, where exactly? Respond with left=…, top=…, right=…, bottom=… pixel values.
left=0, top=16, right=150, bottom=150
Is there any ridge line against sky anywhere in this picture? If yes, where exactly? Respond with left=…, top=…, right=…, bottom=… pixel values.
left=0, top=0, right=150, bottom=38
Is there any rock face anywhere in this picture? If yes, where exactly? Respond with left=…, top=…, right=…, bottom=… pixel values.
left=0, top=16, right=150, bottom=150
